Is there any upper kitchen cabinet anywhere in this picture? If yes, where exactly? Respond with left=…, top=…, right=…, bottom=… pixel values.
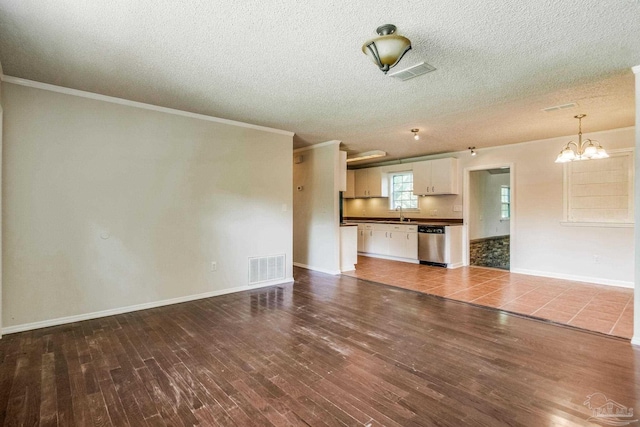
left=413, top=158, right=459, bottom=195
left=344, top=170, right=355, bottom=198
left=354, top=167, right=388, bottom=198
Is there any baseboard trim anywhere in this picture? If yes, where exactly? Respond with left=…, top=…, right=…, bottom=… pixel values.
left=357, top=253, right=419, bottom=264
left=293, top=262, right=341, bottom=275
left=1, top=278, right=294, bottom=335
left=448, top=261, right=464, bottom=269
left=510, top=268, right=633, bottom=289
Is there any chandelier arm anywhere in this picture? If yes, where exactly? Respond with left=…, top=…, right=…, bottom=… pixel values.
left=365, top=42, right=383, bottom=70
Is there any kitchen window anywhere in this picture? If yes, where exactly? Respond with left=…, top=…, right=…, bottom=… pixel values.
left=389, top=172, right=419, bottom=210
left=501, top=185, right=510, bottom=220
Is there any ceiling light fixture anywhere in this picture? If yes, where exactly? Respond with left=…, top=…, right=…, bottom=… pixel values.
left=411, top=129, right=420, bottom=140
left=555, top=114, right=608, bottom=163
left=468, top=147, right=477, bottom=156
left=362, top=24, right=412, bottom=74
left=346, top=150, right=387, bottom=163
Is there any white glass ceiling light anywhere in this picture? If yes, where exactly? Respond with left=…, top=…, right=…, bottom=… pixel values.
left=555, top=114, right=609, bottom=163
left=362, top=24, right=412, bottom=74
left=411, top=128, right=420, bottom=140
left=468, top=147, right=477, bottom=156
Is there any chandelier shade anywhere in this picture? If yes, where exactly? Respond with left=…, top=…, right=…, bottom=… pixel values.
left=362, top=24, right=411, bottom=74
left=555, top=114, right=608, bottom=163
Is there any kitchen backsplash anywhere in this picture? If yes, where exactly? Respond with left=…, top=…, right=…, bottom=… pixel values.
left=344, top=194, right=463, bottom=220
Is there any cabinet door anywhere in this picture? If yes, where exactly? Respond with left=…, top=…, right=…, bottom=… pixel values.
left=354, top=169, right=369, bottom=197
left=363, top=229, right=375, bottom=253
left=431, top=158, right=459, bottom=195
left=344, top=170, right=355, bottom=199
left=366, top=168, right=385, bottom=198
left=405, top=232, right=418, bottom=259
left=371, top=230, right=390, bottom=255
left=357, top=228, right=364, bottom=252
left=412, top=161, right=432, bottom=195
left=388, top=231, right=406, bottom=257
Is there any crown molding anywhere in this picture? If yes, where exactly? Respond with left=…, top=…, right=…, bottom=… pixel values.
left=0, top=75, right=295, bottom=137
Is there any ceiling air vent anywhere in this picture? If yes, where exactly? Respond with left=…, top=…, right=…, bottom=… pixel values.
left=388, top=62, right=436, bottom=81
left=542, top=102, right=577, bottom=113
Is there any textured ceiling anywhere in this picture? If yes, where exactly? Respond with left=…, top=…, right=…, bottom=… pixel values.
left=0, top=1, right=639, bottom=165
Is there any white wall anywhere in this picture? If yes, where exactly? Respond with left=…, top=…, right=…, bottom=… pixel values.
left=345, top=127, right=635, bottom=286
left=469, top=170, right=510, bottom=240
left=293, top=141, right=341, bottom=274
left=2, top=81, right=294, bottom=331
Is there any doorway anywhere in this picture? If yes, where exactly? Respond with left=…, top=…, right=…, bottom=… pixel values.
left=467, top=166, right=512, bottom=270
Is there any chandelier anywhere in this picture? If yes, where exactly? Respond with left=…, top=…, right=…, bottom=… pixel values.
left=362, top=24, right=411, bottom=74
left=555, top=114, right=608, bottom=163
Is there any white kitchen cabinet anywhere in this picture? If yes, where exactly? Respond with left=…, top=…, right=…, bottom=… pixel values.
left=344, top=170, right=355, bottom=199
left=354, top=167, right=387, bottom=198
left=355, top=223, right=418, bottom=262
left=388, top=224, right=418, bottom=260
left=388, top=229, right=405, bottom=257
left=371, top=227, right=389, bottom=255
left=413, top=158, right=459, bottom=195
left=362, top=224, right=375, bottom=253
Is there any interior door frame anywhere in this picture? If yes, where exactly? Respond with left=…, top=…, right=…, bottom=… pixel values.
left=462, top=163, right=515, bottom=269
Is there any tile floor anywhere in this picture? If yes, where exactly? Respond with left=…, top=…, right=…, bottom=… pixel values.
left=343, top=256, right=634, bottom=339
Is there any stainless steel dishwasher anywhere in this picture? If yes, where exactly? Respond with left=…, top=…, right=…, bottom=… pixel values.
left=418, top=225, right=446, bottom=267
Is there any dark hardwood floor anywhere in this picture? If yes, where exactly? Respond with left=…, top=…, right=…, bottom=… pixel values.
left=0, top=267, right=638, bottom=426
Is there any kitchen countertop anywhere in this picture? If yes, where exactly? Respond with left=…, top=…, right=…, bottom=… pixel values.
left=344, top=217, right=463, bottom=226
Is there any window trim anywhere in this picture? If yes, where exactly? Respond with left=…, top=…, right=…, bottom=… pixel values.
left=562, top=148, right=634, bottom=226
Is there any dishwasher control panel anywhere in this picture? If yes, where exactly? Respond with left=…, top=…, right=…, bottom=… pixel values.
left=418, top=226, right=445, bottom=234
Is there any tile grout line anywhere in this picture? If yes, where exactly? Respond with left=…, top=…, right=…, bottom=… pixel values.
left=567, top=292, right=600, bottom=324
left=530, top=286, right=578, bottom=316
left=608, top=297, right=632, bottom=335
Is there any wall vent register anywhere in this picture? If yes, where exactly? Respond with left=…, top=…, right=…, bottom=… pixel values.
left=249, top=255, right=285, bottom=285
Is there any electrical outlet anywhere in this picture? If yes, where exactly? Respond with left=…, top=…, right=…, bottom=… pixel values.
left=211, top=261, right=217, bottom=271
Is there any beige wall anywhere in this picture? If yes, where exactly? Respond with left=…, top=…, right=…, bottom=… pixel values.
left=469, top=170, right=510, bottom=240
left=346, top=127, right=635, bottom=286
left=293, top=142, right=341, bottom=274
left=2, top=82, right=293, bottom=330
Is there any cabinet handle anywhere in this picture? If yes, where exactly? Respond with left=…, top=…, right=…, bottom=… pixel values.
left=385, top=232, right=388, bottom=238
left=390, top=232, right=392, bottom=238
left=406, top=234, right=409, bottom=240
left=432, top=186, right=435, bottom=192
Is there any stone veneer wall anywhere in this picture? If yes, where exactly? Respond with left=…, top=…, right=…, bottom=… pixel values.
left=470, top=235, right=510, bottom=270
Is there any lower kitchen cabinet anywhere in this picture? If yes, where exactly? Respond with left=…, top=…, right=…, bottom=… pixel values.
left=355, top=222, right=418, bottom=263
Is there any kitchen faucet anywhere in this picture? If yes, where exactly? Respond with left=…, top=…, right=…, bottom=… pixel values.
left=395, top=205, right=404, bottom=222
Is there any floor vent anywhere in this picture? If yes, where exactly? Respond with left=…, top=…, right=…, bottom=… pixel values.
left=249, top=254, right=285, bottom=285
left=388, top=62, right=436, bottom=81
left=541, top=102, right=577, bottom=112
